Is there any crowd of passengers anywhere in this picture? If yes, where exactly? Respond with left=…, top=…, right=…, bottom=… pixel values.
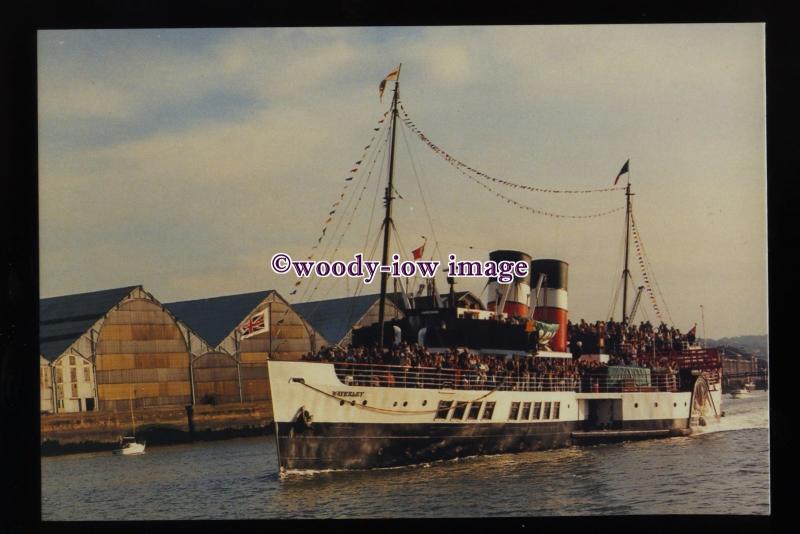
left=301, top=332, right=681, bottom=391
left=568, top=318, right=696, bottom=360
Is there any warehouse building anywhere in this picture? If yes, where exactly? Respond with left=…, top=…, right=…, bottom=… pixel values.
left=40, top=285, right=139, bottom=413
left=165, top=289, right=319, bottom=403
left=40, top=356, right=54, bottom=414
left=39, top=285, right=205, bottom=413
left=40, top=286, right=321, bottom=412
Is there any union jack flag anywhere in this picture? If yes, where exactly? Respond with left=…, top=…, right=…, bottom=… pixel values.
left=240, top=309, right=269, bottom=339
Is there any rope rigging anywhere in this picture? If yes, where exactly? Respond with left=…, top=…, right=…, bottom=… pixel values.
left=293, top=113, right=392, bottom=304
left=397, top=116, right=445, bottom=264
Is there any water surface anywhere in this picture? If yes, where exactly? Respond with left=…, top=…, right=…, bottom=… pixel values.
left=42, top=390, right=769, bottom=519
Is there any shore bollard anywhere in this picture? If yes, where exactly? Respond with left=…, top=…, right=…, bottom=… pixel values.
left=185, top=405, right=195, bottom=440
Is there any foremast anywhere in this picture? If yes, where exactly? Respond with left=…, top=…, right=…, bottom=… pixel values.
left=377, top=64, right=401, bottom=352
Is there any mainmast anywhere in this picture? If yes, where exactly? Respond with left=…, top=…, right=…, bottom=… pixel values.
left=621, top=180, right=633, bottom=325
left=377, top=64, right=401, bottom=352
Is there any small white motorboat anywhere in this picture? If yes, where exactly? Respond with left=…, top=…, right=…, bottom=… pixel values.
left=744, top=381, right=757, bottom=391
left=113, top=436, right=146, bottom=456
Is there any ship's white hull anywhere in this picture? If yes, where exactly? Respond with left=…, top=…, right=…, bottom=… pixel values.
left=267, top=361, right=721, bottom=471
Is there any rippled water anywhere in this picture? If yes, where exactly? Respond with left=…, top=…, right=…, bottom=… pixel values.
left=41, top=391, right=769, bottom=519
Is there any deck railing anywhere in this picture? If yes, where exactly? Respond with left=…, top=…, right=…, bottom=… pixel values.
left=331, top=362, right=684, bottom=393
left=581, top=373, right=681, bottom=393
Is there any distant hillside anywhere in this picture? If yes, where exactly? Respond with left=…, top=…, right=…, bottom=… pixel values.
left=701, top=335, right=768, bottom=360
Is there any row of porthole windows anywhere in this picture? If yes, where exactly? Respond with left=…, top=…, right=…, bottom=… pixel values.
left=435, top=400, right=496, bottom=421
left=509, top=401, right=561, bottom=421
left=338, top=397, right=687, bottom=415
left=338, top=399, right=432, bottom=408
left=632, top=401, right=688, bottom=408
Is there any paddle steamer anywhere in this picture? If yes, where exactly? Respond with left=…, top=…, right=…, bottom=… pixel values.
left=267, top=67, right=722, bottom=472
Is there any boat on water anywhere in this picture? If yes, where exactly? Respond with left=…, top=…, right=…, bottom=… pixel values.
left=113, top=387, right=146, bottom=456
left=113, top=436, right=146, bottom=456
left=267, top=67, right=722, bottom=473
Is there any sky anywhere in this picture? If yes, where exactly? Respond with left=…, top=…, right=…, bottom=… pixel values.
left=37, top=25, right=766, bottom=339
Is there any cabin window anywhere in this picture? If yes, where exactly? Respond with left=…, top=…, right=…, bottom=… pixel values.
left=532, top=402, right=542, bottom=420
left=543, top=402, right=552, bottom=419
left=508, top=402, right=520, bottom=421
left=83, top=367, right=91, bottom=382
left=452, top=401, right=468, bottom=420
left=422, top=400, right=427, bottom=406
left=435, top=400, right=453, bottom=420
left=482, top=401, right=496, bottom=420
left=553, top=402, right=561, bottom=419
left=56, top=368, right=63, bottom=384
left=467, top=402, right=481, bottom=420
left=71, top=383, right=78, bottom=398
left=70, top=368, right=77, bottom=382
left=521, top=402, right=531, bottom=420
left=69, top=355, right=76, bottom=366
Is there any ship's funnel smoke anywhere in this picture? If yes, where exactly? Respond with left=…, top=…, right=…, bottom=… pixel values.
left=531, top=259, right=569, bottom=352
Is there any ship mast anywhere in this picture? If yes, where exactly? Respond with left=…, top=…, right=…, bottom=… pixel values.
left=621, top=180, right=632, bottom=325
left=377, top=64, right=401, bottom=352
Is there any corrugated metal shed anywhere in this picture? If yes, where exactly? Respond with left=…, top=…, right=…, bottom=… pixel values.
left=164, top=290, right=274, bottom=347
left=294, top=293, right=384, bottom=346
left=39, top=285, right=139, bottom=361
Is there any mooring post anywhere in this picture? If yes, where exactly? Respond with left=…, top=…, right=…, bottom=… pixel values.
left=185, top=404, right=195, bottom=441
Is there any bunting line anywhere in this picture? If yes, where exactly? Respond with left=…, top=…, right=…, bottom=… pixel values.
left=409, top=122, right=625, bottom=219
left=398, top=100, right=626, bottom=194
left=630, top=210, right=671, bottom=324
left=290, top=109, right=391, bottom=295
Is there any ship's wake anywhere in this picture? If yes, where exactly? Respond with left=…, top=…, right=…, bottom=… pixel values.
left=692, top=391, right=769, bottom=436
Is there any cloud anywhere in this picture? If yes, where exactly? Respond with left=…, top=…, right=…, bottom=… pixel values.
left=37, top=26, right=766, bottom=337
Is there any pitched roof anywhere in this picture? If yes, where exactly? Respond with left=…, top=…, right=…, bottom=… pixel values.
left=293, top=293, right=385, bottom=346
left=39, top=285, right=139, bottom=361
left=164, top=290, right=274, bottom=347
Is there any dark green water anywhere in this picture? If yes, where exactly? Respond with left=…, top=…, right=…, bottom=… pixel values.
left=41, top=391, right=769, bottom=519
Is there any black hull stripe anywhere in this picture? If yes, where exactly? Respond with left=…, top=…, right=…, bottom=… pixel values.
left=275, top=419, right=689, bottom=471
